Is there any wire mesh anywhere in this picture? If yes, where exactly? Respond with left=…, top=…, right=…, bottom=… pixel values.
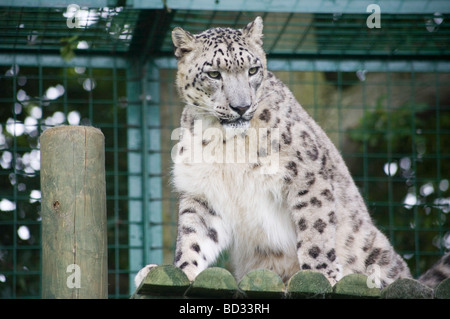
left=0, top=5, right=449, bottom=298
left=0, top=62, right=131, bottom=298
left=0, top=6, right=139, bottom=54
left=159, top=10, right=450, bottom=56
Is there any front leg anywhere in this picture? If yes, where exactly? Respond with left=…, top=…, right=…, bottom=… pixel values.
left=287, top=168, right=343, bottom=285
left=174, top=195, right=230, bottom=281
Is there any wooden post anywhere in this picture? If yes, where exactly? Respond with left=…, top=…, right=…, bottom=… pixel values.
left=40, top=126, right=107, bottom=299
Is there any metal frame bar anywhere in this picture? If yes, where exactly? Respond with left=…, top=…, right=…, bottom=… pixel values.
left=126, top=59, right=163, bottom=292
left=3, top=0, right=450, bottom=14
left=131, top=0, right=450, bottom=14
left=153, top=56, right=450, bottom=73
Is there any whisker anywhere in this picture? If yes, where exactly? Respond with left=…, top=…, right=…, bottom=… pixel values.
left=184, top=102, right=221, bottom=119
left=185, top=102, right=210, bottom=111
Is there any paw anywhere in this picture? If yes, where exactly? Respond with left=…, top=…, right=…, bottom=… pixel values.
left=174, top=262, right=200, bottom=282
left=326, top=263, right=343, bottom=286
left=326, top=276, right=338, bottom=286
left=134, top=264, right=158, bottom=287
left=182, top=267, right=198, bottom=282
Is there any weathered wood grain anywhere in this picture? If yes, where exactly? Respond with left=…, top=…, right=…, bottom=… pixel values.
left=381, top=278, right=433, bottom=299
left=41, top=126, right=107, bottom=299
left=238, top=269, right=285, bottom=298
left=333, top=274, right=381, bottom=298
left=286, top=270, right=332, bottom=298
left=186, top=267, right=238, bottom=298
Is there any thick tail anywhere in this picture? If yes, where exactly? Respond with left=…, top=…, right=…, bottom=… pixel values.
left=418, top=252, right=450, bottom=289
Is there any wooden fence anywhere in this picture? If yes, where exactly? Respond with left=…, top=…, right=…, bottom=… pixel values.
left=132, top=265, right=450, bottom=299
left=40, top=126, right=107, bottom=299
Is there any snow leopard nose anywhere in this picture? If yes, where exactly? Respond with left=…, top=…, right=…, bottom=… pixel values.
left=229, top=104, right=251, bottom=116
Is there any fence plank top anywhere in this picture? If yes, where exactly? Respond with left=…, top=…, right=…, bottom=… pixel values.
left=286, top=270, right=332, bottom=298
left=133, top=265, right=190, bottom=298
left=131, top=266, right=450, bottom=299
left=332, top=273, right=381, bottom=298
left=185, top=267, right=238, bottom=298
left=381, top=278, right=434, bottom=299
left=238, top=269, right=285, bottom=298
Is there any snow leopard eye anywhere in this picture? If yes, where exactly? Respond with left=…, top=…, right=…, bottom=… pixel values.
left=248, top=67, right=259, bottom=76
left=207, top=71, right=221, bottom=79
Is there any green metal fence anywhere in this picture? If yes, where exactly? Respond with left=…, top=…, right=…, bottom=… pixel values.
left=0, top=1, right=449, bottom=298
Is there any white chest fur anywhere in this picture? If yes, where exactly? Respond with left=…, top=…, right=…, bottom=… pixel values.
left=173, top=161, right=297, bottom=257
left=172, top=122, right=300, bottom=278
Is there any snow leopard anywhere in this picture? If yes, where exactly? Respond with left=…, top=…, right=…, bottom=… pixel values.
left=135, top=17, right=450, bottom=289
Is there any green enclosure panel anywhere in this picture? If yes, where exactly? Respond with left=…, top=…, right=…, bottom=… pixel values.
left=127, top=60, right=163, bottom=291
left=0, top=3, right=449, bottom=299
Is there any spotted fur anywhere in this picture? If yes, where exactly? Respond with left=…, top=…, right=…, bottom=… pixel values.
left=135, top=17, right=449, bottom=289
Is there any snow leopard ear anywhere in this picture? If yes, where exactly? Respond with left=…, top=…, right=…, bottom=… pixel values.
left=172, top=27, right=196, bottom=59
left=243, top=16, right=263, bottom=47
